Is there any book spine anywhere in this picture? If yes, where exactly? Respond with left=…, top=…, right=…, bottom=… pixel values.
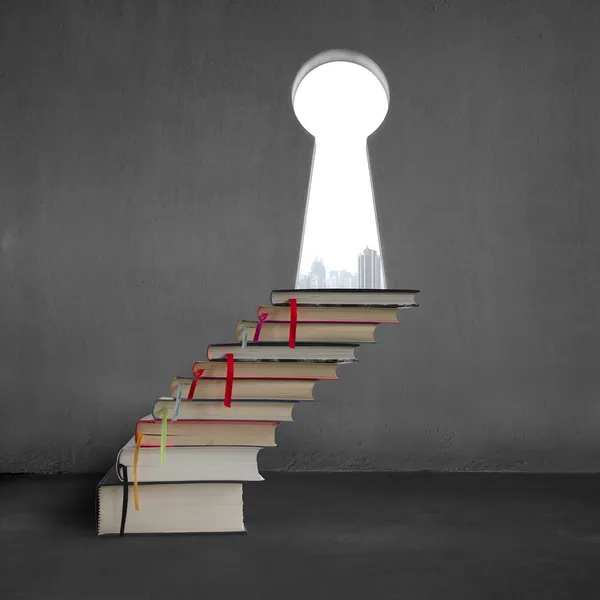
left=236, top=321, right=247, bottom=340
left=151, top=398, right=159, bottom=420
left=115, top=445, right=126, bottom=477
left=118, top=464, right=128, bottom=537
left=169, top=376, right=179, bottom=398
left=96, top=483, right=101, bottom=536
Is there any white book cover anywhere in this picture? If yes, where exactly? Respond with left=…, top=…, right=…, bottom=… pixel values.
left=116, top=437, right=263, bottom=482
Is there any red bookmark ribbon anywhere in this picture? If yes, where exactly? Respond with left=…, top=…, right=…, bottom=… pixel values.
left=224, top=353, right=234, bottom=408
left=289, top=298, right=297, bottom=349
left=187, top=365, right=205, bottom=401
left=253, top=312, right=269, bottom=343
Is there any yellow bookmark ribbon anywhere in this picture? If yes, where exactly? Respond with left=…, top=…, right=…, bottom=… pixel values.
left=160, top=407, right=168, bottom=466
left=133, top=432, right=143, bottom=511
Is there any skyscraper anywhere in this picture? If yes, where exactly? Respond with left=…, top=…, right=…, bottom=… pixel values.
left=328, top=270, right=340, bottom=288
left=310, top=258, right=326, bottom=289
left=339, top=270, right=353, bottom=288
left=296, top=273, right=310, bottom=289
left=358, top=247, right=382, bottom=289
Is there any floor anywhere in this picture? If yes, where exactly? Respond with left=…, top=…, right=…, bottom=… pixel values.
left=1, top=472, right=600, bottom=599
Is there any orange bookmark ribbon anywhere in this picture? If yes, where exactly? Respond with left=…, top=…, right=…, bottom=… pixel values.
left=187, top=365, right=205, bottom=401
left=288, top=298, right=297, bottom=349
left=224, top=353, right=234, bottom=408
left=133, top=432, right=143, bottom=511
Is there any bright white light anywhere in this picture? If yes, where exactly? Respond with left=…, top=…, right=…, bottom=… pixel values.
left=294, top=61, right=389, bottom=139
left=293, top=59, right=389, bottom=288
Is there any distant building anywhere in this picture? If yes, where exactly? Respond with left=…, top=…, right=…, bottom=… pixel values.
left=351, top=273, right=359, bottom=288
left=310, top=258, right=326, bottom=288
left=339, top=270, right=353, bottom=288
left=296, top=273, right=310, bottom=289
left=328, top=270, right=340, bottom=288
left=310, top=275, right=320, bottom=289
left=358, top=247, right=382, bottom=289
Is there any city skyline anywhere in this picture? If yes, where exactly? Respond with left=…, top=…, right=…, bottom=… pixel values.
left=295, top=247, right=384, bottom=289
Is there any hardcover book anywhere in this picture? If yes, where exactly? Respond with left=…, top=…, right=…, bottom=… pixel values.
left=168, top=377, right=316, bottom=401
left=152, top=398, right=296, bottom=421
left=237, top=320, right=378, bottom=343
left=136, top=416, right=279, bottom=447
left=97, top=467, right=247, bottom=535
left=270, top=288, right=419, bottom=307
left=189, top=360, right=340, bottom=380
left=116, top=439, right=263, bottom=483
left=258, top=304, right=402, bottom=322
left=207, top=342, right=359, bottom=362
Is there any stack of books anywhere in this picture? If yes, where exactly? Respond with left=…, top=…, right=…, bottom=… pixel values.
left=97, top=288, right=419, bottom=535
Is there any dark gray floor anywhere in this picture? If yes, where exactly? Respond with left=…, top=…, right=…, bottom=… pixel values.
left=2, top=473, right=600, bottom=599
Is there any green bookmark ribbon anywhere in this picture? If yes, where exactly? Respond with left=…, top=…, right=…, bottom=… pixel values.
left=160, top=407, right=168, bottom=466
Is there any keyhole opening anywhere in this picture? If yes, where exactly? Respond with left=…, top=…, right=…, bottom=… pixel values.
left=293, top=50, right=389, bottom=289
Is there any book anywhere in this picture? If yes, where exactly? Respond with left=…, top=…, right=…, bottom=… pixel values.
left=190, top=360, right=339, bottom=380
left=168, top=376, right=316, bottom=401
left=258, top=305, right=402, bottom=323
left=237, top=320, right=377, bottom=343
left=116, top=438, right=263, bottom=482
left=136, top=416, right=278, bottom=447
left=97, top=467, right=246, bottom=535
left=152, top=398, right=296, bottom=421
left=270, top=288, right=419, bottom=307
left=207, top=342, right=358, bottom=362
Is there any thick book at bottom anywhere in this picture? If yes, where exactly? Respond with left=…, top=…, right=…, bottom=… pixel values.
left=97, top=466, right=247, bottom=535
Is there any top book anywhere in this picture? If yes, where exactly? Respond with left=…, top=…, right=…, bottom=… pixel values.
left=271, top=289, right=419, bottom=307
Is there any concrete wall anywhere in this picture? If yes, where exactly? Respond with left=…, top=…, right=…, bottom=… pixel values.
left=1, top=0, right=599, bottom=473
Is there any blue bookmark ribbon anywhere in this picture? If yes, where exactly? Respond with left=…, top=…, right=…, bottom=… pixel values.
left=172, top=383, right=183, bottom=422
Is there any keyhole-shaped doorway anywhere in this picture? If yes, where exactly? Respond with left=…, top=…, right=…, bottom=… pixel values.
left=293, top=50, right=389, bottom=290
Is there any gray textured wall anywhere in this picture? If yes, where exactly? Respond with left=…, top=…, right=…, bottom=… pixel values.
left=1, top=0, right=599, bottom=473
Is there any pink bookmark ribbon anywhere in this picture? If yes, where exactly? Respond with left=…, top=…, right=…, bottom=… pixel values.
left=253, top=312, right=269, bottom=343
